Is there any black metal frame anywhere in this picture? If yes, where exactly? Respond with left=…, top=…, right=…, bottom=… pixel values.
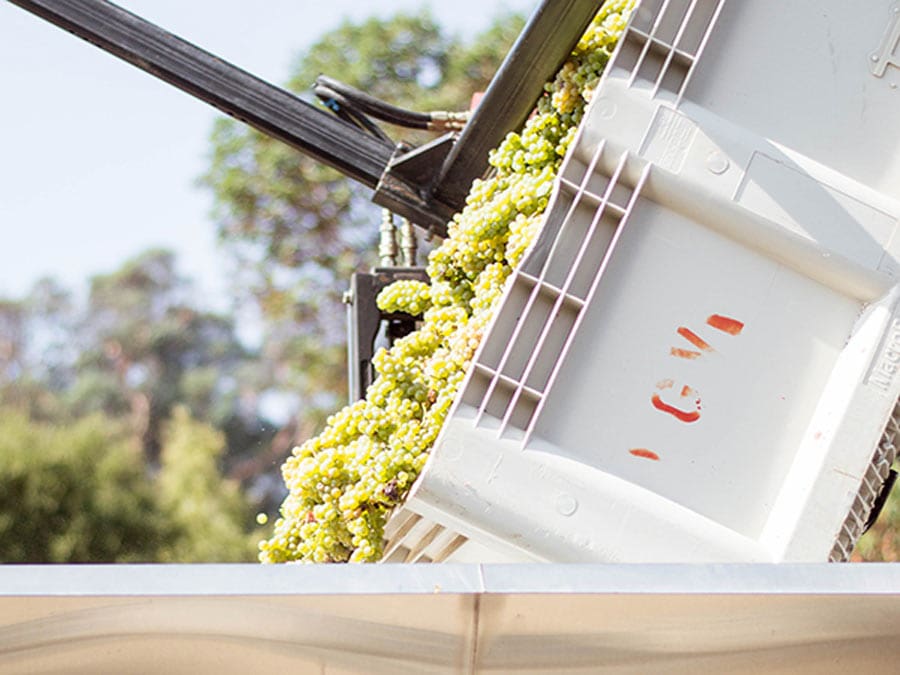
left=346, top=268, right=429, bottom=402
left=433, top=0, right=603, bottom=208
left=7, top=0, right=602, bottom=238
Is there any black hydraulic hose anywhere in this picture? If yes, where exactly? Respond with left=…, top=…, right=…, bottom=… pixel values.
left=315, top=75, right=433, bottom=130
left=343, top=108, right=393, bottom=144
left=314, top=84, right=394, bottom=143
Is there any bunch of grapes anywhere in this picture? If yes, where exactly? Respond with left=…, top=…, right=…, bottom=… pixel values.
left=259, top=1, right=633, bottom=563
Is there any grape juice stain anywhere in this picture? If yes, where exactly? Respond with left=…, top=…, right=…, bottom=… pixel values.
left=629, top=448, right=660, bottom=461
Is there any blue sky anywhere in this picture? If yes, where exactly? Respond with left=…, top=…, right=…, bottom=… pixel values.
left=0, top=0, right=535, bottom=307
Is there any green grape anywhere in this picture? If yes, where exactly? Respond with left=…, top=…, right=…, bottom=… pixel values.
left=259, top=0, right=634, bottom=565
left=375, top=279, right=432, bottom=316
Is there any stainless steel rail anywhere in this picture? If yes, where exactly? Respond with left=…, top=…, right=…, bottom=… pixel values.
left=2, top=563, right=898, bottom=673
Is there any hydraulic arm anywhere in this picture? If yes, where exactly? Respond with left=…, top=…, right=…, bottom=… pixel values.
left=6, top=0, right=602, bottom=237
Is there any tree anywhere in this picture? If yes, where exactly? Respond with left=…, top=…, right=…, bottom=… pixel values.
left=0, top=298, right=25, bottom=387
left=0, top=277, right=75, bottom=393
left=156, top=406, right=258, bottom=562
left=0, top=410, right=169, bottom=562
left=0, top=279, right=75, bottom=420
left=202, top=12, right=525, bottom=423
left=70, top=248, right=271, bottom=464
left=0, top=406, right=263, bottom=563
left=0, top=249, right=282, bottom=516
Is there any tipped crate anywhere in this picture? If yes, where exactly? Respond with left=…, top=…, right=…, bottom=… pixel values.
left=384, top=0, right=900, bottom=563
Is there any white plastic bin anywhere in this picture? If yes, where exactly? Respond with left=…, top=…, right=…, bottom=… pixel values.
left=383, top=0, right=900, bottom=563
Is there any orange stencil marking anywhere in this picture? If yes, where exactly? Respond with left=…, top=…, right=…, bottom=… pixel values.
left=656, top=378, right=674, bottom=390
left=671, top=347, right=701, bottom=359
left=630, top=448, right=660, bottom=461
left=707, top=314, right=744, bottom=335
left=681, top=385, right=694, bottom=397
left=651, top=394, right=700, bottom=423
left=677, top=327, right=713, bottom=351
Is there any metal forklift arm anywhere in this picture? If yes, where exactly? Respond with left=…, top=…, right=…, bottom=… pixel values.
left=6, top=1, right=393, bottom=190
left=6, top=0, right=602, bottom=237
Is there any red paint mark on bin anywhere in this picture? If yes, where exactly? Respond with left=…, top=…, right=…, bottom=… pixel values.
left=647, top=312, right=744, bottom=428
left=671, top=348, right=701, bottom=360
left=651, top=393, right=701, bottom=423
left=630, top=448, right=660, bottom=461
left=707, top=314, right=744, bottom=335
left=677, top=327, right=713, bottom=352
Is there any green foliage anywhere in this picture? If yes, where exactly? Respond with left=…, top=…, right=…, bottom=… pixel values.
left=1, top=249, right=275, bottom=468
left=854, top=468, right=900, bottom=562
left=69, top=248, right=270, bottom=464
left=0, top=410, right=168, bottom=562
left=0, top=249, right=276, bottom=563
left=0, top=406, right=261, bottom=563
left=202, top=12, right=525, bottom=422
left=156, top=406, right=258, bottom=562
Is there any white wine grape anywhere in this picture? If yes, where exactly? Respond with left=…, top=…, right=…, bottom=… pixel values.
left=259, top=1, right=634, bottom=564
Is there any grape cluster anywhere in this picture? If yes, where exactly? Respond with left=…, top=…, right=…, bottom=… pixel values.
left=375, top=279, right=432, bottom=316
left=259, top=1, right=633, bottom=564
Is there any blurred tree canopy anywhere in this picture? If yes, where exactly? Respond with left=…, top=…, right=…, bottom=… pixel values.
left=0, top=407, right=259, bottom=563
left=72, top=248, right=264, bottom=464
left=156, top=406, right=259, bottom=562
left=0, top=410, right=168, bottom=562
left=0, top=252, right=267, bottom=562
left=1, top=249, right=274, bottom=468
